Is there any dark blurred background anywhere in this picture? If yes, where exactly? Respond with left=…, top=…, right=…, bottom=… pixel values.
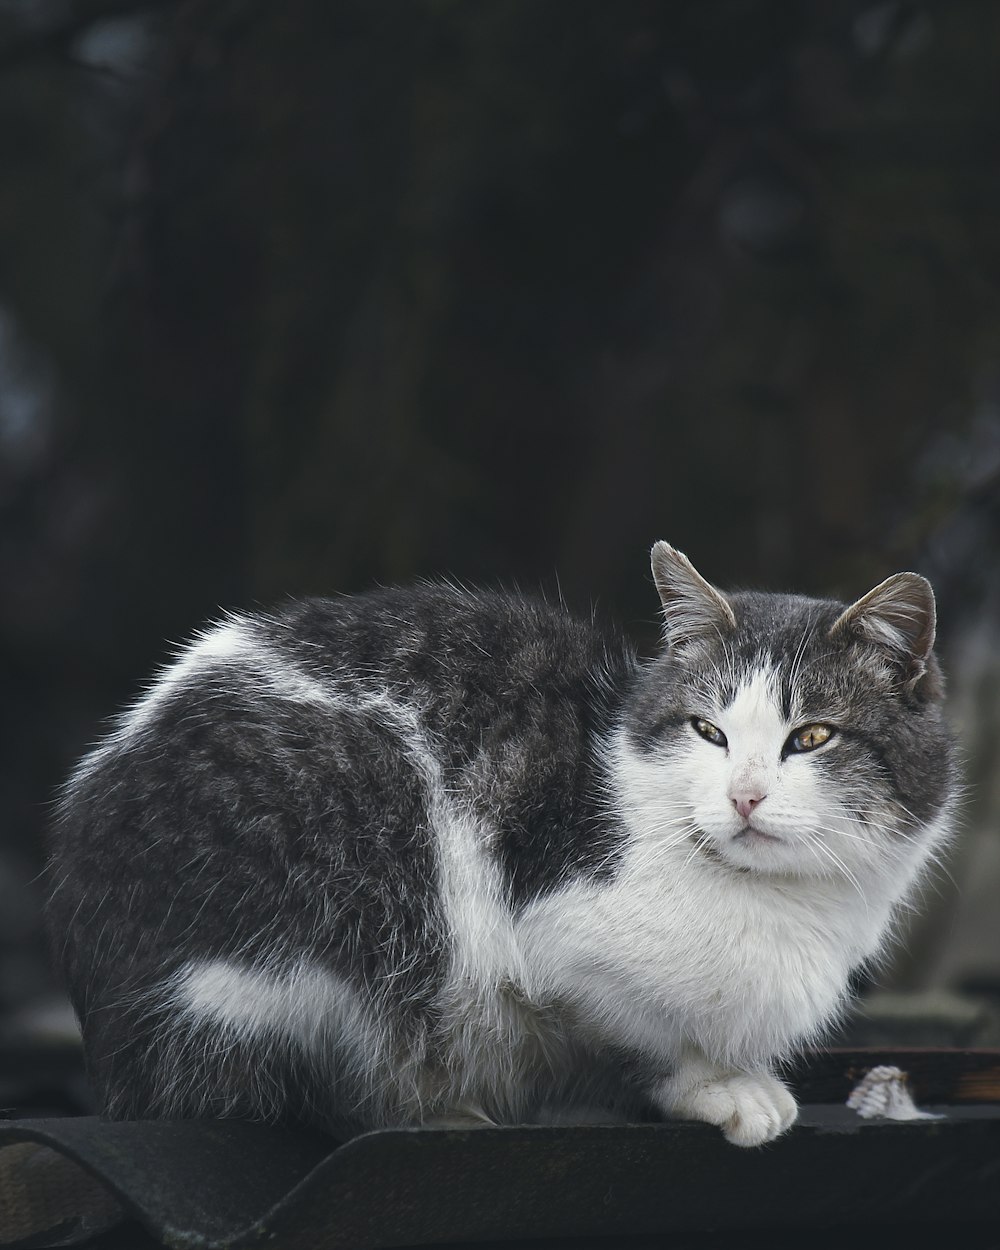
left=2, top=0, right=999, bottom=1114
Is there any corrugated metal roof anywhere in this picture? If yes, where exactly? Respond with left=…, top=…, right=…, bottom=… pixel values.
left=1, top=1049, right=999, bottom=1249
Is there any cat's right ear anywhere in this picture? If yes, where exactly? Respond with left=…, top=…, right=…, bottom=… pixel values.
left=650, top=542, right=736, bottom=650
left=829, top=572, right=938, bottom=691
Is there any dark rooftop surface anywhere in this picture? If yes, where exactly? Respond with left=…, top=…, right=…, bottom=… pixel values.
left=1, top=1049, right=999, bottom=1250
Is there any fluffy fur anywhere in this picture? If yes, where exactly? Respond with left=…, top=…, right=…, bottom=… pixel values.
left=46, top=544, right=957, bottom=1146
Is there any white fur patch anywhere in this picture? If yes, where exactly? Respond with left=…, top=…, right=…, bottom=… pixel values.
left=109, top=954, right=390, bottom=1122
left=177, top=957, right=376, bottom=1056
left=361, top=697, right=523, bottom=994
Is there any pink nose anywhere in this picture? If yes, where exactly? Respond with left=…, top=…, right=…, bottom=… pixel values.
left=732, top=792, right=766, bottom=820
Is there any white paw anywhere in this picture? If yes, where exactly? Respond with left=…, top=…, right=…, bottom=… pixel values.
left=665, top=1071, right=797, bottom=1147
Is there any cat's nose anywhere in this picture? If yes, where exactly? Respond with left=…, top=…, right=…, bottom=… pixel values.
left=731, top=791, right=766, bottom=820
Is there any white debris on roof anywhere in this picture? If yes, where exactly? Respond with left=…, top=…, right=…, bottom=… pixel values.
left=846, top=1065, right=942, bottom=1121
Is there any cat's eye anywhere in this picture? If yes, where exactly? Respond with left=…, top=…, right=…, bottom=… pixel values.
left=692, top=717, right=727, bottom=748
left=787, top=723, right=835, bottom=753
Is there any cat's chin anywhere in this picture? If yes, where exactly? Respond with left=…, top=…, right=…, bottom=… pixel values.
left=734, top=826, right=781, bottom=846
left=703, top=825, right=798, bottom=874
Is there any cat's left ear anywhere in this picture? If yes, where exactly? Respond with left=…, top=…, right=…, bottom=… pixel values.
left=651, top=541, right=736, bottom=650
left=830, top=572, right=937, bottom=688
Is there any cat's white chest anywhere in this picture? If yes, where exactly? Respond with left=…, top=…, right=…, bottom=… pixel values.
left=518, top=854, right=883, bottom=1071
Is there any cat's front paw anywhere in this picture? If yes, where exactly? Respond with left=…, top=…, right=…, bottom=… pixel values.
left=657, top=1070, right=797, bottom=1147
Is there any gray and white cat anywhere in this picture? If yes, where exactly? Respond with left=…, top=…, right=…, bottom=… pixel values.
left=46, top=543, right=956, bottom=1147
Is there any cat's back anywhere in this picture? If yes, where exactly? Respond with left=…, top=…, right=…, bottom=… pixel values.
left=61, top=582, right=631, bottom=780
left=269, top=582, right=631, bottom=712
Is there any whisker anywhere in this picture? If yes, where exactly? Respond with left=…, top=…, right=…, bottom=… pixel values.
left=801, top=831, right=867, bottom=910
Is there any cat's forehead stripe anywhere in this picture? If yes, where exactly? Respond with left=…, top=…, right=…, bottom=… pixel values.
left=721, top=664, right=780, bottom=714
left=718, top=666, right=788, bottom=753
left=700, top=658, right=793, bottom=725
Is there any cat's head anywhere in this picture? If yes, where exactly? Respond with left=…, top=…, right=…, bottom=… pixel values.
left=620, top=543, right=956, bottom=881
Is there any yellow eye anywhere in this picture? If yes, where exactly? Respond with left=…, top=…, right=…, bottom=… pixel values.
left=692, top=717, right=727, bottom=747
left=789, top=723, right=835, bottom=753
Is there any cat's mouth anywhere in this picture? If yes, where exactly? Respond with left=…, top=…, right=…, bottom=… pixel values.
left=734, top=826, right=782, bottom=845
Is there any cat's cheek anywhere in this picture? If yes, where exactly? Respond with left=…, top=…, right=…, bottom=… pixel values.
left=779, top=766, right=877, bottom=876
left=687, top=760, right=741, bottom=837
left=757, top=767, right=845, bottom=874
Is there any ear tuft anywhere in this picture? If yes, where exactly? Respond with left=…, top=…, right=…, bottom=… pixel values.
left=650, top=541, right=736, bottom=650
left=829, top=572, right=937, bottom=687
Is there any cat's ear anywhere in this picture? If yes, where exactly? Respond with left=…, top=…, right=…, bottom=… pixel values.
left=829, top=572, right=937, bottom=687
left=650, top=542, right=736, bottom=649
